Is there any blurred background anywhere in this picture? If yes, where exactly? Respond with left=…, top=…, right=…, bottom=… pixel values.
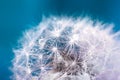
left=0, top=0, right=120, bottom=80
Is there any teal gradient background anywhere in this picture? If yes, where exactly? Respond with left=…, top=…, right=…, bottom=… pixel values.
left=0, top=0, right=120, bottom=80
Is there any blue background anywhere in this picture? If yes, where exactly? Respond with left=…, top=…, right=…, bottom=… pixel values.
left=0, top=0, right=120, bottom=80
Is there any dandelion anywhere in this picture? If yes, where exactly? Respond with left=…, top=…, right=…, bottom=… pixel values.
left=12, top=16, right=120, bottom=80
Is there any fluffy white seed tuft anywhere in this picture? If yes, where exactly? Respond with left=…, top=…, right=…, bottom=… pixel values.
left=12, top=16, right=120, bottom=80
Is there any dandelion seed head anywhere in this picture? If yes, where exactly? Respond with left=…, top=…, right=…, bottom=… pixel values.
left=12, top=16, right=120, bottom=80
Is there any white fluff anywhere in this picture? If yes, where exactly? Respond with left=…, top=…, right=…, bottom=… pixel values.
left=12, top=16, right=120, bottom=80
